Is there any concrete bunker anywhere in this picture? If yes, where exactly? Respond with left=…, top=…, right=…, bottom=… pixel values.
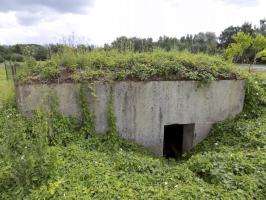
left=16, top=80, right=246, bottom=157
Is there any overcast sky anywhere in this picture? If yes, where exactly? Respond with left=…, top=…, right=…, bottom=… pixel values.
left=0, top=0, right=265, bottom=45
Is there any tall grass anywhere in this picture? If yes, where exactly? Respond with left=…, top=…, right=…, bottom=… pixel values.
left=0, top=63, right=15, bottom=107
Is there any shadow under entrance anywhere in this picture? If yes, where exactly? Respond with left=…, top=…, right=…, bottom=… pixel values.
left=163, top=123, right=195, bottom=158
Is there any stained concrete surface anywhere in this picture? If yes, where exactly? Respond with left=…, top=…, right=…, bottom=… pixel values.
left=16, top=80, right=245, bottom=156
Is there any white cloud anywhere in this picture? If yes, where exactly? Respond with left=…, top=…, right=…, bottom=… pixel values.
left=221, top=0, right=258, bottom=7
left=0, top=0, right=265, bottom=45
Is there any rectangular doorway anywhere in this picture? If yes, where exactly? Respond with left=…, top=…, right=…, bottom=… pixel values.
left=163, top=124, right=184, bottom=158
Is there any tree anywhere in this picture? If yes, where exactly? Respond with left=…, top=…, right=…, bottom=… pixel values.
left=33, top=46, right=48, bottom=61
left=219, top=26, right=240, bottom=48
left=10, top=53, right=24, bottom=62
left=225, top=32, right=253, bottom=62
left=219, top=22, right=256, bottom=49
left=257, top=49, right=266, bottom=61
left=12, top=44, right=23, bottom=54
left=241, top=22, right=255, bottom=36
left=225, top=32, right=266, bottom=70
left=252, top=34, right=266, bottom=63
left=191, top=32, right=218, bottom=54
left=258, top=19, right=266, bottom=36
left=0, top=55, right=4, bottom=63
left=192, top=32, right=207, bottom=53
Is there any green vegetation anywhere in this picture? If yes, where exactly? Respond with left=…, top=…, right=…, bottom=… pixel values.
left=0, top=63, right=15, bottom=108
left=0, top=33, right=265, bottom=198
left=17, top=50, right=239, bottom=84
left=0, top=72, right=266, bottom=199
left=225, top=32, right=266, bottom=65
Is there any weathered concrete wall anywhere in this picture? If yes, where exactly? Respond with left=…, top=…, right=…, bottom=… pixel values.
left=16, top=80, right=245, bottom=156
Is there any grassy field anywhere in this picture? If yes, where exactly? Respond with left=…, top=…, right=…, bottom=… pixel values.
left=0, top=63, right=14, bottom=107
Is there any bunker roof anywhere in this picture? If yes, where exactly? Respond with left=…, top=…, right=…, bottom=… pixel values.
left=17, top=50, right=240, bottom=84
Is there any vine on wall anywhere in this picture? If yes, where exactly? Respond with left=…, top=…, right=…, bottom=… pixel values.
left=79, top=85, right=95, bottom=138
left=107, top=86, right=117, bottom=136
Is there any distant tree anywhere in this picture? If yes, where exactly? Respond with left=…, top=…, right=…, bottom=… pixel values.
left=260, top=19, right=266, bottom=31
left=0, top=55, right=4, bottom=63
left=219, top=26, right=241, bottom=48
left=206, top=32, right=219, bottom=54
left=192, top=32, right=207, bottom=53
left=190, top=32, right=218, bottom=54
left=257, top=19, right=266, bottom=36
left=77, top=44, right=94, bottom=52
left=111, top=36, right=153, bottom=52
left=179, top=35, right=193, bottom=51
left=10, top=53, right=24, bottom=62
left=33, top=47, right=48, bottom=61
left=241, top=22, right=255, bottom=36
left=0, top=45, right=7, bottom=60
left=21, top=45, right=36, bottom=57
left=48, top=44, right=65, bottom=55
left=0, top=45, right=12, bottom=60
left=104, top=43, right=111, bottom=51
left=157, top=36, right=171, bottom=51
left=12, top=44, right=23, bottom=54
left=111, top=36, right=130, bottom=52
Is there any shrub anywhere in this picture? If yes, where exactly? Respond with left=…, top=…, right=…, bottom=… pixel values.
left=0, top=109, right=58, bottom=197
left=31, top=61, right=60, bottom=80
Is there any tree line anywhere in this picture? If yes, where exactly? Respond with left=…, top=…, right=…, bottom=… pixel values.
left=0, top=19, right=265, bottom=64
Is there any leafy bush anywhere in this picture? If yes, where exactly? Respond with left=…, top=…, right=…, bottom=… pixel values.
left=244, top=77, right=266, bottom=117
left=38, top=61, right=60, bottom=79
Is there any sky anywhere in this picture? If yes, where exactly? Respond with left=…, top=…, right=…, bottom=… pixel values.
left=0, top=0, right=265, bottom=46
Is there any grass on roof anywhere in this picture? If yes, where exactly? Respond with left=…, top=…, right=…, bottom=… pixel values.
left=17, top=49, right=240, bottom=84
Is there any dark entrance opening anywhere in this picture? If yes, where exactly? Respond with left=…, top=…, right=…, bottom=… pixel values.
left=163, top=124, right=184, bottom=158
